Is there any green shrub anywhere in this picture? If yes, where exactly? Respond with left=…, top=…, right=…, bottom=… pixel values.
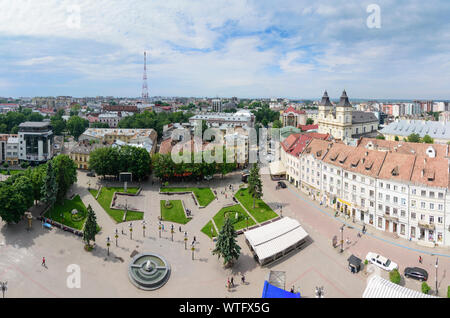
left=422, top=282, right=431, bottom=294
left=447, top=286, right=450, bottom=298
left=364, top=259, right=368, bottom=265
left=389, top=269, right=401, bottom=284
left=20, top=161, right=29, bottom=169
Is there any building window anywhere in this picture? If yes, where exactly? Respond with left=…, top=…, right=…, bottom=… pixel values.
left=429, top=203, right=434, bottom=210
left=429, top=191, right=435, bottom=198
left=420, top=202, right=426, bottom=209
left=411, top=227, right=416, bottom=238
left=378, top=217, right=382, bottom=228
left=400, top=224, right=405, bottom=235
left=401, top=210, right=405, bottom=217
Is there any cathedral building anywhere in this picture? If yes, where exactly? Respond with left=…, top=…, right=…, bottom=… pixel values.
left=318, top=90, right=378, bottom=142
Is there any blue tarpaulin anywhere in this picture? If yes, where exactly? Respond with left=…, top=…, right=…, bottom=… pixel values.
left=261, top=281, right=301, bottom=298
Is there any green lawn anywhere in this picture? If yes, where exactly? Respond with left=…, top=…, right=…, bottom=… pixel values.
left=212, top=204, right=256, bottom=231
left=160, top=187, right=215, bottom=207
left=0, top=169, right=24, bottom=175
left=234, top=188, right=278, bottom=223
left=201, top=220, right=218, bottom=238
left=44, top=195, right=88, bottom=230
left=160, top=200, right=191, bottom=224
left=96, top=187, right=141, bottom=223
left=125, top=211, right=144, bottom=222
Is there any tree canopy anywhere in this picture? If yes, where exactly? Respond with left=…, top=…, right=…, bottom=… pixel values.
left=248, top=163, right=263, bottom=208
left=67, top=115, right=89, bottom=140
left=118, top=110, right=194, bottom=138
left=0, top=108, right=44, bottom=134
left=89, top=145, right=151, bottom=181
left=212, top=216, right=241, bottom=266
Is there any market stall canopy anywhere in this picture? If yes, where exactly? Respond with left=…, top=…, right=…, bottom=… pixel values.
left=262, top=281, right=301, bottom=298
left=244, top=217, right=309, bottom=264
left=269, top=160, right=286, bottom=176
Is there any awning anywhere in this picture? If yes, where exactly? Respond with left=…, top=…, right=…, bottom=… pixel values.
left=363, top=275, right=438, bottom=298
left=262, top=281, right=301, bottom=298
left=338, top=198, right=351, bottom=206
left=244, top=217, right=309, bottom=263
left=269, top=160, right=286, bottom=176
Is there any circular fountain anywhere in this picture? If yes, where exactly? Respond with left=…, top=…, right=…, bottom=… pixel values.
left=128, top=253, right=171, bottom=290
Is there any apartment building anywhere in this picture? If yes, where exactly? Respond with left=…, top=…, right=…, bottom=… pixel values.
left=18, top=121, right=54, bottom=163
left=280, top=136, right=450, bottom=246
left=79, top=128, right=157, bottom=155
left=5, top=136, right=19, bottom=165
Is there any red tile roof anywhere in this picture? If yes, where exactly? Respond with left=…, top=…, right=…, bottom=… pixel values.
left=159, top=138, right=173, bottom=155
left=284, top=106, right=305, bottom=115
left=298, top=124, right=318, bottom=131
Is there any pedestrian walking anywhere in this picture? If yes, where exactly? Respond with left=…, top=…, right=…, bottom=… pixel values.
left=42, top=257, right=46, bottom=267
left=419, top=256, right=422, bottom=263
left=290, top=286, right=294, bottom=293
left=179, top=226, right=182, bottom=232
left=241, top=275, right=245, bottom=284
left=193, top=236, right=196, bottom=242
left=230, top=277, right=234, bottom=287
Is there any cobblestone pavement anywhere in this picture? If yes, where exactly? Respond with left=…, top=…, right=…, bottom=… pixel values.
left=0, top=170, right=446, bottom=298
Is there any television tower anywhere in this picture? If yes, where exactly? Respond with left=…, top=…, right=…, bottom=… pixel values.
left=141, top=51, right=149, bottom=103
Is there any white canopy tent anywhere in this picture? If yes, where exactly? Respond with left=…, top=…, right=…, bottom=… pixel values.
left=244, top=217, right=309, bottom=265
left=269, top=160, right=286, bottom=176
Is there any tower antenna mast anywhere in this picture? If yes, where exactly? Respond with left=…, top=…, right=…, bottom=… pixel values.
left=141, top=51, right=149, bottom=103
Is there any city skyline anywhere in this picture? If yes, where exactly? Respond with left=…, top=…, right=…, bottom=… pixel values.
left=1, top=1, right=450, bottom=99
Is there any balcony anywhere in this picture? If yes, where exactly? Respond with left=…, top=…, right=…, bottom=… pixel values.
left=384, top=213, right=398, bottom=222
left=418, top=221, right=435, bottom=230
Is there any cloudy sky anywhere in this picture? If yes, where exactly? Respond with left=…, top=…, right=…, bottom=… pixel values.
left=1, top=0, right=449, bottom=99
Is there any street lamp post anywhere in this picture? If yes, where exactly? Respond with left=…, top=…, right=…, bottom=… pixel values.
left=340, top=225, right=344, bottom=253
left=142, top=220, right=146, bottom=238
left=159, top=221, right=162, bottom=238
left=280, top=204, right=283, bottom=217
left=191, top=241, right=195, bottom=260
left=106, top=236, right=111, bottom=256
left=435, top=257, right=439, bottom=296
left=184, top=231, right=188, bottom=250
left=129, top=222, right=133, bottom=240
left=0, top=281, right=7, bottom=298
left=115, top=229, right=118, bottom=247
left=171, top=224, right=174, bottom=242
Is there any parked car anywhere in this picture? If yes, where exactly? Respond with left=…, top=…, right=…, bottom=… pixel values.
left=365, top=252, right=398, bottom=271
left=241, top=171, right=250, bottom=183
left=277, top=181, right=287, bottom=188
left=404, top=267, right=428, bottom=281
left=86, top=171, right=96, bottom=177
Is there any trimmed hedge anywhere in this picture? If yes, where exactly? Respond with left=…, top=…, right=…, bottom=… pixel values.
left=421, top=282, right=431, bottom=294
left=389, top=269, right=401, bottom=285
